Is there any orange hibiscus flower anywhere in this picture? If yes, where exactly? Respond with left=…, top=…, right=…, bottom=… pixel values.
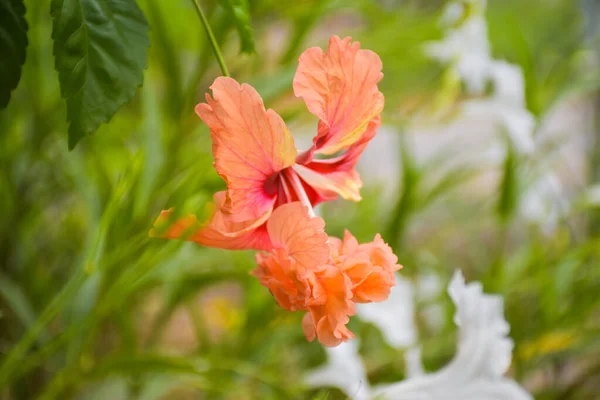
left=152, top=36, right=383, bottom=250
left=152, top=35, right=404, bottom=347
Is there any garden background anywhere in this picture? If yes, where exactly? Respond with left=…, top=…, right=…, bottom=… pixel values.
left=1, top=0, right=600, bottom=398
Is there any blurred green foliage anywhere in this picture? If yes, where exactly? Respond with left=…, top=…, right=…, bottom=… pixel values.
left=1, top=0, right=600, bottom=398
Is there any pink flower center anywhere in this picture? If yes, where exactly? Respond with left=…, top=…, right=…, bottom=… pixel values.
left=264, top=168, right=316, bottom=218
left=263, top=172, right=280, bottom=197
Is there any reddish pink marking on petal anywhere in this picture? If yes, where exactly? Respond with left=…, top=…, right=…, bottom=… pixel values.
left=293, top=116, right=381, bottom=202
left=294, top=163, right=363, bottom=202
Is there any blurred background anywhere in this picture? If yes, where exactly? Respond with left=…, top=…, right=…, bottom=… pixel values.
left=2, top=0, right=600, bottom=398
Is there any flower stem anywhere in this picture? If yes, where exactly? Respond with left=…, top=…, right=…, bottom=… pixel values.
left=190, top=0, right=230, bottom=77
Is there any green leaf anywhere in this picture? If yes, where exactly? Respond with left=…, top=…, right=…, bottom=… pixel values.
left=498, top=141, right=519, bottom=221
left=0, top=0, right=28, bottom=108
left=50, top=0, right=150, bottom=149
left=89, top=354, right=209, bottom=379
left=217, top=0, right=255, bottom=54
left=0, top=272, right=36, bottom=331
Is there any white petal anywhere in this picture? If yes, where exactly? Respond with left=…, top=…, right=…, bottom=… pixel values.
left=374, top=270, right=533, bottom=400
left=425, top=15, right=493, bottom=96
left=489, top=60, right=527, bottom=105
left=461, top=100, right=535, bottom=155
left=405, top=347, right=425, bottom=378
left=520, top=173, right=568, bottom=233
left=305, top=341, right=370, bottom=400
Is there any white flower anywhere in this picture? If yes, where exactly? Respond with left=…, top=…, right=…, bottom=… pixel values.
left=373, top=271, right=532, bottom=400
left=404, top=347, right=425, bottom=378
left=416, top=273, right=445, bottom=332
left=425, top=0, right=536, bottom=155
left=305, top=340, right=370, bottom=400
left=461, top=61, right=535, bottom=155
left=306, top=271, right=532, bottom=400
left=520, top=173, right=569, bottom=233
left=461, top=99, right=535, bottom=155
left=489, top=61, right=527, bottom=106
left=357, top=274, right=417, bottom=349
left=425, top=16, right=492, bottom=95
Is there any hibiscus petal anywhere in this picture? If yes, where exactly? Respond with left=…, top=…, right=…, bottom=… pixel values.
left=266, top=202, right=330, bottom=274
left=196, top=77, right=297, bottom=222
left=189, top=218, right=271, bottom=250
left=294, top=116, right=381, bottom=202
left=252, top=249, right=309, bottom=311
left=150, top=191, right=272, bottom=251
left=293, top=163, right=363, bottom=202
left=294, top=36, right=384, bottom=155
left=335, top=231, right=402, bottom=303
left=304, top=267, right=357, bottom=347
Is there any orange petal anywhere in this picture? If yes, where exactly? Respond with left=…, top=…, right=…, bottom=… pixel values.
left=251, top=202, right=332, bottom=315
left=303, top=266, right=356, bottom=347
left=293, top=163, right=363, bottom=202
left=294, top=36, right=384, bottom=155
left=358, top=233, right=402, bottom=274
left=335, top=231, right=402, bottom=303
left=294, top=117, right=381, bottom=202
left=150, top=192, right=272, bottom=251
left=150, top=209, right=198, bottom=240
left=302, top=312, right=317, bottom=343
left=266, top=202, right=330, bottom=275
left=196, top=77, right=297, bottom=222
left=350, top=266, right=395, bottom=303
left=188, top=219, right=271, bottom=250
left=252, top=249, right=310, bottom=311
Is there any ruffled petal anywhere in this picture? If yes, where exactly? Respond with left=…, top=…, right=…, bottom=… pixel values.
left=336, top=231, right=402, bottom=303
left=294, top=36, right=384, bottom=155
left=358, top=234, right=401, bottom=274
left=196, top=77, right=297, bottom=222
left=252, top=249, right=310, bottom=311
left=266, top=202, right=330, bottom=275
left=303, top=267, right=357, bottom=347
left=351, top=266, right=395, bottom=303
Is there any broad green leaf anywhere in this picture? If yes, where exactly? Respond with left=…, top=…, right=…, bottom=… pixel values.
left=50, top=0, right=150, bottom=149
left=0, top=0, right=28, bottom=108
left=217, top=0, right=255, bottom=54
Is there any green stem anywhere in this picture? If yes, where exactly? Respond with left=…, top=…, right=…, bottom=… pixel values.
left=190, top=0, right=230, bottom=77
